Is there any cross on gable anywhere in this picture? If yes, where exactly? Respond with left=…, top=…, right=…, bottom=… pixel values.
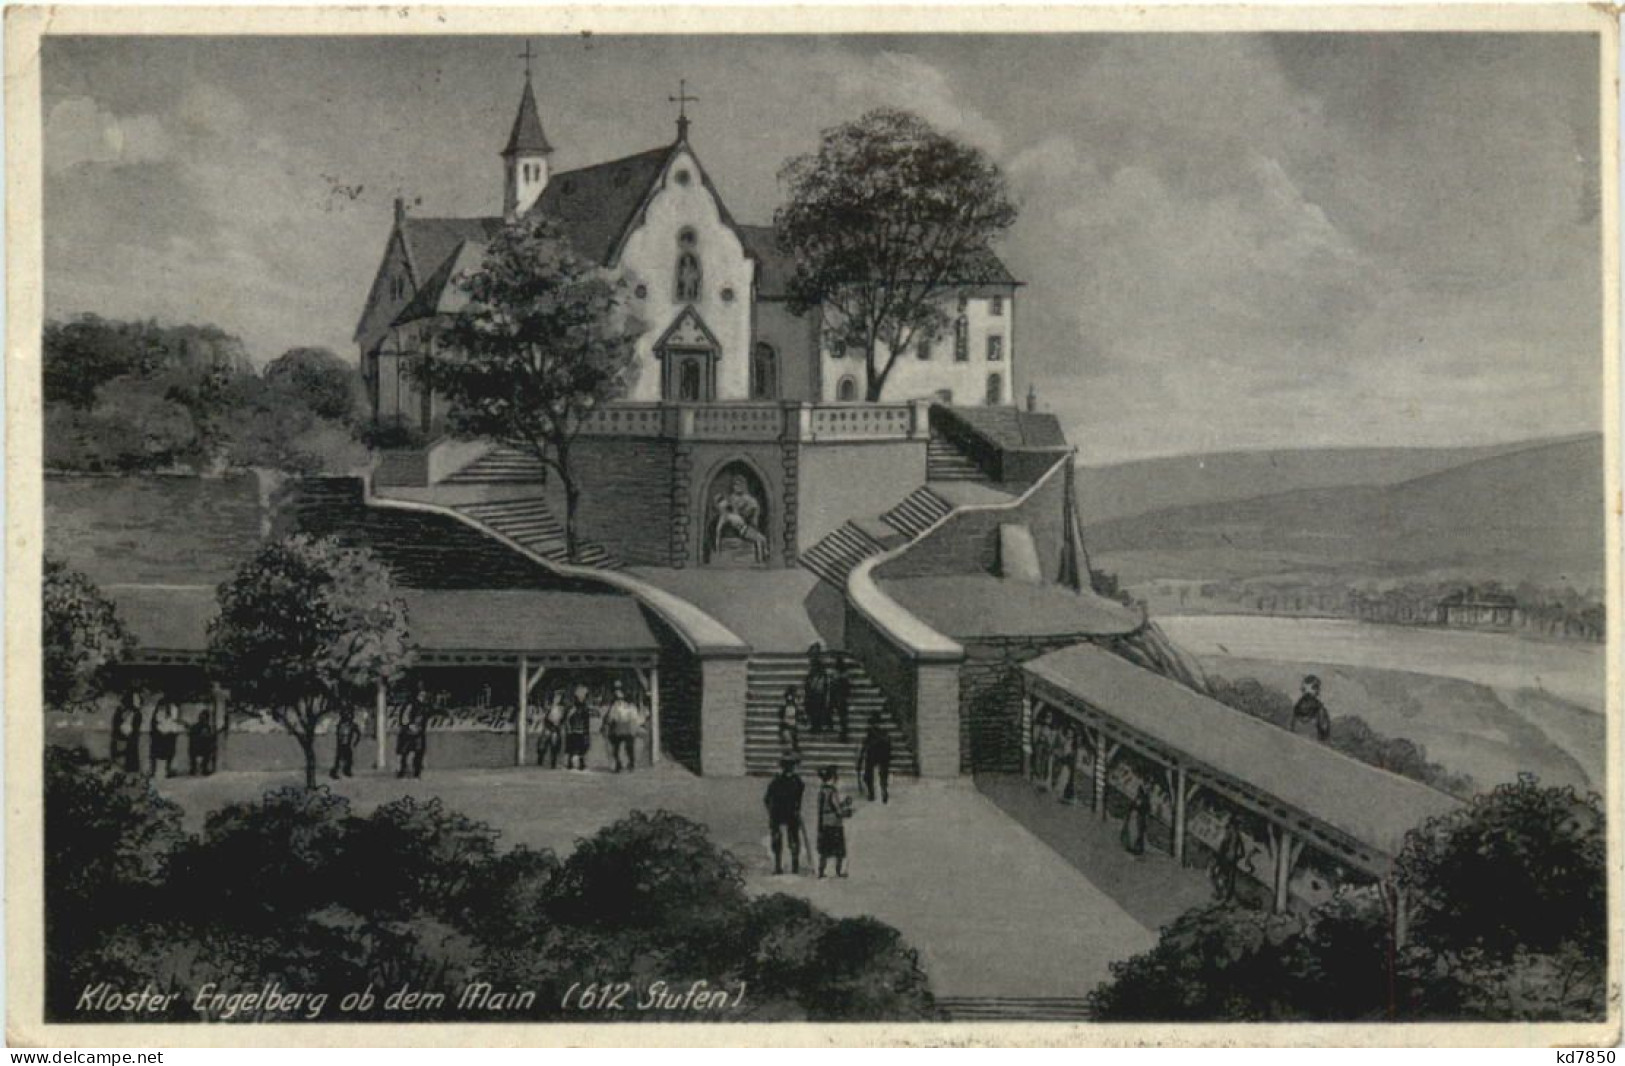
left=519, top=40, right=535, bottom=80
left=668, top=78, right=699, bottom=139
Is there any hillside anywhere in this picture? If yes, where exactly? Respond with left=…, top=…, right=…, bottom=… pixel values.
left=1076, top=435, right=1588, bottom=525
left=1086, top=435, right=1605, bottom=587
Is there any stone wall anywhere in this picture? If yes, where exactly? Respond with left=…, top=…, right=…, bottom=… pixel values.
left=843, top=599, right=965, bottom=779
left=698, top=656, right=749, bottom=776
left=527, top=437, right=679, bottom=567
left=876, top=458, right=1069, bottom=582
left=794, top=440, right=928, bottom=550
left=46, top=472, right=266, bottom=587
left=957, top=633, right=1096, bottom=773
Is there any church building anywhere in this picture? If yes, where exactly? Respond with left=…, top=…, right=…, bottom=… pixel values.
left=355, top=71, right=1021, bottom=431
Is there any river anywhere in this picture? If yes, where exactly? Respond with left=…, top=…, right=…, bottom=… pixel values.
left=1158, top=614, right=1605, bottom=713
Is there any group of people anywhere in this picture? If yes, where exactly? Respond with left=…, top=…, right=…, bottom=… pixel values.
left=1025, top=705, right=1258, bottom=904
left=779, top=644, right=855, bottom=746
left=108, top=694, right=217, bottom=778
left=763, top=758, right=855, bottom=878
left=534, top=681, right=649, bottom=773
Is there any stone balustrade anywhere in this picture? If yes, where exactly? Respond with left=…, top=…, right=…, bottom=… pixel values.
left=574, top=399, right=931, bottom=443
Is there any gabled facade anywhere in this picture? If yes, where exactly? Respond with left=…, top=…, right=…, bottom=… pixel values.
left=356, top=77, right=1021, bottom=432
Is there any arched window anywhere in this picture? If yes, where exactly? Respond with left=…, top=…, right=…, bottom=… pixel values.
left=986, top=373, right=1003, bottom=406
left=954, top=315, right=969, bottom=362
left=836, top=376, right=859, bottom=402
left=751, top=343, right=779, bottom=400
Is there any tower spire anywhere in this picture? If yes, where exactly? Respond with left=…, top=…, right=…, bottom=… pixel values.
left=501, top=44, right=553, bottom=220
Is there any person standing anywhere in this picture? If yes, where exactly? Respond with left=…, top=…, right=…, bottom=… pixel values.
left=330, top=706, right=361, bottom=779
left=396, top=702, right=426, bottom=779
left=1053, top=726, right=1077, bottom=801
left=188, top=708, right=218, bottom=777
left=537, top=691, right=565, bottom=769
left=856, top=717, right=892, bottom=804
left=563, top=684, right=593, bottom=771
left=816, top=766, right=853, bottom=879
left=601, top=681, right=642, bottom=773
left=802, top=644, right=832, bottom=735
left=763, top=757, right=806, bottom=875
left=110, top=692, right=142, bottom=773
left=148, top=701, right=181, bottom=779
left=1032, top=713, right=1054, bottom=790
left=1120, top=781, right=1152, bottom=856
left=777, top=686, right=804, bottom=755
left=1211, top=816, right=1253, bottom=903
left=829, top=662, right=853, bottom=743
left=1290, top=675, right=1332, bottom=741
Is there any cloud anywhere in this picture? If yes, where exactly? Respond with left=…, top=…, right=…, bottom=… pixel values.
left=806, top=48, right=1005, bottom=155
left=45, top=97, right=172, bottom=172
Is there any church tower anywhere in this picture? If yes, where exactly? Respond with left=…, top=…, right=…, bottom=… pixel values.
left=501, top=54, right=553, bottom=220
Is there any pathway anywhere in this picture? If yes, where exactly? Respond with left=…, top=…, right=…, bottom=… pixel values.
left=155, top=765, right=1155, bottom=999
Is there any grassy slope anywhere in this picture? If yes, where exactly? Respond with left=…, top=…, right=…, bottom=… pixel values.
left=1199, top=656, right=1603, bottom=795
left=1086, top=435, right=1604, bottom=587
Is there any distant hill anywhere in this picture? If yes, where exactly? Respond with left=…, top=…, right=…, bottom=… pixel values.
left=1076, top=435, right=1590, bottom=525
left=1086, top=435, right=1606, bottom=587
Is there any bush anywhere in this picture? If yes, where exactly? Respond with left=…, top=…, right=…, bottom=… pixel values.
left=44, top=758, right=934, bottom=1023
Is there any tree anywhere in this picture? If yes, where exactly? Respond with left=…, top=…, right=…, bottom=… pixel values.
left=264, top=347, right=364, bottom=425
left=208, top=536, right=412, bottom=788
left=775, top=108, right=1018, bottom=400
left=42, top=557, right=134, bottom=711
left=421, top=214, right=641, bottom=560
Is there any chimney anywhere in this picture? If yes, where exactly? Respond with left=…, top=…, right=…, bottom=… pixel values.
left=394, top=196, right=406, bottom=227
left=1026, top=384, right=1038, bottom=413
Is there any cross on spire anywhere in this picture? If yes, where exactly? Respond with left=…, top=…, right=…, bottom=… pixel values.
left=668, top=78, right=698, bottom=140
left=519, top=40, right=535, bottom=81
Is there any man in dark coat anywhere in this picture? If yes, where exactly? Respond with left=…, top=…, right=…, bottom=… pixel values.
left=1120, top=781, right=1152, bottom=856
left=763, top=757, right=806, bottom=875
left=801, top=644, right=831, bottom=734
left=188, top=708, right=218, bottom=777
left=397, top=700, right=427, bottom=779
left=563, top=684, right=594, bottom=771
left=829, top=662, right=853, bottom=743
left=1290, top=674, right=1332, bottom=741
left=1210, top=816, right=1253, bottom=903
left=857, top=717, right=893, bottom=803
left=330, top=706, right=361, bottom=779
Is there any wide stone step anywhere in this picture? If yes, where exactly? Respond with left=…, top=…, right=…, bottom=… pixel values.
left=936, top=998, right=1093, bottom=1021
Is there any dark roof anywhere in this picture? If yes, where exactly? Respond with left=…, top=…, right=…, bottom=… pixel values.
left=107, top=585, right=216, bottom=654
left=403, top=590, right=657, bottom=654
left=102, top=585, right=658, bottom=659
left=530, top=145, right=677, bottom=265
left=1438, top=589, right=1518, bottom=607
left=394, top=239, right=486, bottom=326
left=879, top=575, right=1140, bottom=640
left=400, top=217, right=502, bottom=286
left=738, top=224, right=797, bottom=298
left=1023, top=643, right=1462, bottom=860
left=502, top=78, right=553, bottom=156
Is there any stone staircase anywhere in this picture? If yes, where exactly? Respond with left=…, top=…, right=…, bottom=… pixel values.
left=745, top=652, right=916, bottom=777
left=454, top=497, right=621, bottom=570
left=927, top=432, right=991, bottom=483
left=443, top=446, right=551, bottom=484
left=935, top=997, right=1093, bottom=1022
left=799, top=485, right=954, bottom=589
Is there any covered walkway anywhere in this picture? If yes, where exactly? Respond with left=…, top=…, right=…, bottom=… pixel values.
left=1021, top=643, right=1462, bottom=914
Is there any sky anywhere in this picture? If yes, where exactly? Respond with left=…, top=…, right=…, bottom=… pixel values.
left=42, top=33, right=1602, bottom=464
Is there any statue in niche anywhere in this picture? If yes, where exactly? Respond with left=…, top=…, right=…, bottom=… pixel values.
left=707, top=472, right=769, bottom=565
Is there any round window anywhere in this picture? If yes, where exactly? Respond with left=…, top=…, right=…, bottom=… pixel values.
left=675, top=169, right=692, bottom=186
left=634, top=283, right=648, bottom=299
left=720, top=286, right=735, bottom=303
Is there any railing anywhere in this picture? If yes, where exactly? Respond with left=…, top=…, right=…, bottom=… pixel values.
left=573, top=400, right=931, bottom=443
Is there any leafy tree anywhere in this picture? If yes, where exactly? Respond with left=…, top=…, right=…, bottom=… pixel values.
left=775, top=108, right=1017, bottom=400
left=42, top=556, right=134, bottom=711
left=264, top=347, right=364, bottom=425
left=421, top=214, right=641, bottom=559
left=1395, top=774, right=1605, bottom=959
left=208, top=536, right=412, bottom=788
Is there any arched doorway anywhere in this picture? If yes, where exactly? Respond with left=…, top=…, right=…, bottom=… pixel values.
left=702, top=460, right=771, bottom=567
left=836, top=375, right=859, bottom=402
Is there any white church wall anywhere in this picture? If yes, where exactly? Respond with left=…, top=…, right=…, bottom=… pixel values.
left=818, top=290, right=1017, bottom=406
left=617, top=147, right=755, bottom=402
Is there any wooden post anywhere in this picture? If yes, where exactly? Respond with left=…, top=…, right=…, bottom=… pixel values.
left=1092, top=730, right=1119, bottom=820
left=1021, top=695, right=1035, bottom=779
left=374, top=679, right=387, bottom=771
left=517, top=656, right=529, bottom=767
left=212, top=684, right=228, bottom=772
left=1172, top=765, right=1189, bottom=865
left=1270, top=827, right=1303, bottom=913
left=646, top=666, right=661, bottom=766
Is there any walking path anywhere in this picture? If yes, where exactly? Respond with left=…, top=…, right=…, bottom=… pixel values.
left=157, top=765, right=1154, bottom=999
